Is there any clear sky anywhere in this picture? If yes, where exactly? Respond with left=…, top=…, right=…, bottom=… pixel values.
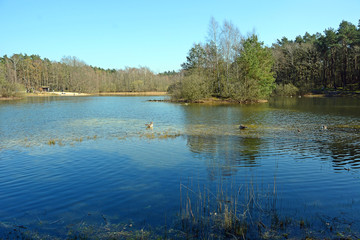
left=0, top=0, right=359, bottom=73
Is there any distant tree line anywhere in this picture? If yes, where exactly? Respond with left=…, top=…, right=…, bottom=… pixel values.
left=0, top=55, right=179, bottom=97
left=273, top=20, right=360, bottom=95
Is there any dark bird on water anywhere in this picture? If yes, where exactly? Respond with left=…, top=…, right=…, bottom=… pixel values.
left=321, top=125, right=327, bottom=130
left=239, top=124, right=247, bottom=130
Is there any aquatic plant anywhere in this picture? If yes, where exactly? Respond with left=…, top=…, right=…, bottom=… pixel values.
left=86, top=135, right=97, bottom=140
left=176, top=179, right=360, bottom=240
left=47, top=139, right=56, bottom=145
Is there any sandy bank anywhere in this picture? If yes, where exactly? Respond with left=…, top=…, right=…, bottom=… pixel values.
left=23, top=91, right=167, bottom=97
left=25, top=92, right=90, bottom=97
left=97, top=91, right=167, bottom=96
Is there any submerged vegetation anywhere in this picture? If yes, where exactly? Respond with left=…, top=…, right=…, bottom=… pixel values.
left=1, top=180, right=359, bottom=239
left=178, top=181, right=360, bottom=240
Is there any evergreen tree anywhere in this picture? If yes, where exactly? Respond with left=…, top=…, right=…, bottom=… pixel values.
left=231, top=34, right=275, bottom=101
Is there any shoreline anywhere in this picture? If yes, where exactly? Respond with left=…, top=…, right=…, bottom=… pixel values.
left=31, top=91, right=167, bottom=96
left=2, top=90, right=359, bottom=101
left=97, top=91, right=167, bottom=96
left=150, top=97, right=268, bottom=104
left=1, top=91, right=168, bottom=100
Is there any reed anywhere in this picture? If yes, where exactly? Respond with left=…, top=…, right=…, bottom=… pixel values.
left=75, top=137, right=83, bottom=142
left=47, top=139, right=56, bottom=145
left=178, top=179, right=280, bottom=239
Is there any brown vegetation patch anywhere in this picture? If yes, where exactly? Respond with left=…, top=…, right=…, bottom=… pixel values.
left=98, top=91, right=167, bottom=96
left=150, top=97, right=268, bottom=104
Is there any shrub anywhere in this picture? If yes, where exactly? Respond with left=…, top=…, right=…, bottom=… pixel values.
left=274, top=83, right=299, bottom=96
left=170, top=74, right=211, bottom=102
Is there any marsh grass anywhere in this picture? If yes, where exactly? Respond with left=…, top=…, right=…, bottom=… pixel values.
left=178, top=180, right=269, bottom=239
left=177, top=180, right=360, bottom=240
left=1, top=185, right=359, bottom=240
left=86, top=135, right=97, bottom=140
left=138, top=130, right=182, bottom=140
left=47, top=139, right=56, bottom=145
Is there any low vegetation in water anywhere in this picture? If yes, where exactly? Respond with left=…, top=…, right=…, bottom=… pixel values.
left=176, top=181, right=360, bottom=240
left=47, top=139, right=56, bottom=145
left=139, top=130, right=182, bottom=140
left=1, top=180, right=359, bottom=240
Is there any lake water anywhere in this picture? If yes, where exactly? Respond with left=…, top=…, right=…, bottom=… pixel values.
left=0, top=96, right=360, bottom=238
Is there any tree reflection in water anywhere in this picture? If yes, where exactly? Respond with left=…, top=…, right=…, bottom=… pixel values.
left=181, top=99, right=360, bottom=178
left=186, top=134, right=263, bottom=179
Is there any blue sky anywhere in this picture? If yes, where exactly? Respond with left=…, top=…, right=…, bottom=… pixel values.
left=0, top=0, right=359, bottom=73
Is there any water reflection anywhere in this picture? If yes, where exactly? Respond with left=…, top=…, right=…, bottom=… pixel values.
left=270, top=96, right=360, bottom=118
left=180, top=99, right=360, bottom=176
left=321, top=134, right=360, bottom=171
left=181, top=104, right=268, bottom=179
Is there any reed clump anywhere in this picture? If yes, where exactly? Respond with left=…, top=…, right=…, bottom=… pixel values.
left=139, top=131, right=182, bottom=140
left=177, top=180, right=360, bottom=239
left=87, top=135, right=97, bottom=140
left=178, top=180, right=288, bottom=239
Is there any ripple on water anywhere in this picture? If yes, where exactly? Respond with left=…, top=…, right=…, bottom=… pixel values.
left=1, top=96, right=360, bottom=237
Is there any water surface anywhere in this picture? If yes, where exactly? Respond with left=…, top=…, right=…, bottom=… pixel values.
left=0, top=96, right=359, bottom=238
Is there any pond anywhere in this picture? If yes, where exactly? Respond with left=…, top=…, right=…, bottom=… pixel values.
left=0, top=96, right=359, bottom=239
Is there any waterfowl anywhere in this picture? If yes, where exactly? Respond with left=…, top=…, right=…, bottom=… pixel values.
left=239, top=124, right=247, bottom=130
left=145, top=122, right=153, bottom=128
left=321, top=125, right=327, bottom=130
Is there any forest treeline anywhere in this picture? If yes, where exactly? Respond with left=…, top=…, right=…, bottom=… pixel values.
left=0, top=55, right=180, bottom=97
left=273, top=19, right=360, bottom=95
left=169, top=18, right=360, bottom=102
left=1, top=18, right=359, bottom=100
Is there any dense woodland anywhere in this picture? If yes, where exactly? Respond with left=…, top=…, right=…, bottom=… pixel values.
left=170, top=18, right=360, bottom=101
left=1, top=18, right=359, bottom=100
left=0, top=55, right=179, bottom=97
left=273, top=19, right=360, bottom=95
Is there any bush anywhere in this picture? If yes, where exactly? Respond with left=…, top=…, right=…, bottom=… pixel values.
left=228, top=78, right=261, bottom=102
left=170, top=74, right=211, bottom=102
left=0, top=80, right=25, bottom=98
left=274, top=83, right=299, bottom=96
